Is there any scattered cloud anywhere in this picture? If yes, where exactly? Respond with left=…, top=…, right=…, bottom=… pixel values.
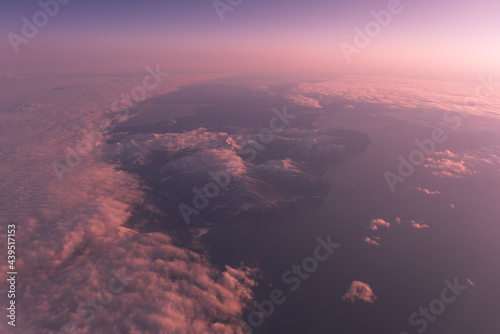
left=410, top=220, right=430, bottom=229
left=466, top=279, right=476, bottom=287
left=369, top=219, right=390, bottom=230
left=424, top=154, right=478, bottom=179
left=342, top=281, right=377, bottom=304
left=424, top=148, right=500, bottom=179
left=415, top=187, right=441, bottom=195
left=363, top=236, right=381, bottom=247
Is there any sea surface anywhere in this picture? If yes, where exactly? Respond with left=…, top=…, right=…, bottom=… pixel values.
left=201, top=90, right=500, bottom=334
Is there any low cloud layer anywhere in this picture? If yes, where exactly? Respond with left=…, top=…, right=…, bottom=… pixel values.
left=286, top=76, right=500, bottom=119
left=0, top=72, right=255, bottom=334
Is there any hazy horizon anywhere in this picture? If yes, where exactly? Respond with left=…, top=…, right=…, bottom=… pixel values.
left=2, top=0, right=500, bottom=80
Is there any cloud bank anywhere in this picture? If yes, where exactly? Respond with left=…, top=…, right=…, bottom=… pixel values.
left=0, top=71, right=255, bottom=334
left=286, top=76, right=500, bottom=119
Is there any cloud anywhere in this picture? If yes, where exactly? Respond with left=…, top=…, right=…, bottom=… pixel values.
left=466, top=279, right=476, bottom=287
left=0, top=72, right=256, bottom=334
left=284, top=93, right=322, bottom=109
left=410, top=220, right=430, bottom=229
left=160, top=147, right=247, bottom=177
left=342, top=281, right=377, bottom=304
left=14, top=232, right=256, bottom=334
left=369, top=219, right=390, bottom=230
left=286, top=76, right=500, bottom=119
left=395, top=217, right=402, bottom=224
left=415, top=187, right=441, bottom=195
left=424, top=156, right=477, bottom=179
left=363, top=236, right=381, bottom=247
left=424, top=148, right=500, bottom=179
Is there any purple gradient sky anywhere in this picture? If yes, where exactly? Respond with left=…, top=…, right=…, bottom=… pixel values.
left=1, top=0, right=499, bottom=79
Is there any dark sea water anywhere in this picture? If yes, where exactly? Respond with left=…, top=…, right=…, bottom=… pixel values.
left=201, top=95, right=500, bottom=334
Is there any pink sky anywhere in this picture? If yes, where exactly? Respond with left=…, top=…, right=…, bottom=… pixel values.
left=1, top=0, right=499, bottom=79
